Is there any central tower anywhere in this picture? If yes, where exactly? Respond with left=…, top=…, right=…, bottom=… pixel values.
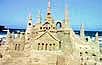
left=45, top=0, right=53, bottom=24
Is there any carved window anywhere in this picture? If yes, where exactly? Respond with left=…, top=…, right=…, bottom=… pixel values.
left=49, top=44, right=52, bottom=51
left=92, top=53, right=96, bottom=56
left=40, top=27, right=42, bottom=29
left=80, top=52, right=82, bottom=56
left=53, top=43, right=55, bottom=46
left=38, top=43, right=40, bottom=50
left=85, top=51, right=88, bottom=54
left=49, top=27, right=50, bottom=29
left=15, top=44, right=17, bottom=50
left=100, top=58, right=102, bottom=61
left=15, top=44, right=20, bottom=51
left=41, top=43, right=44, bottom=50
left=59, top=41, right=61, bottom=49
left=45, top=44, right=48, bottom=50
left=53, top=27, right=55, bottom=29
left=0, top=53, right=2, bottom=58
left=28, top=23, right=31, bottom=26
left=49, top=44, right=52, bottom=46
left=53, top=43, right=55, bottom=50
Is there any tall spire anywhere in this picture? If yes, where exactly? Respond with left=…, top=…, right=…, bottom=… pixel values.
left=47, top=0, right=51, bottom=14
left=27, top=11, right=33, bottom=27
left=28, top=11, right=32, bottom=21
left=80, top=24, right=85, bottom=40
left=45, top=0, right=53, bottom=23
left=37, top=10, right=41, bottom=23
left=64, top=2, right=70, bottom=29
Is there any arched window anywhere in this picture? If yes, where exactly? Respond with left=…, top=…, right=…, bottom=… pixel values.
left=49, top=44, right=52, bottom=46
left=15, top=44, right=17, bottom=50
left=80, top=52, right=82, bottom=56
left=0, top=53, right=2, bottom=58
left=45, top=44, right=48, bottom=50
left=40, top=27, right=42, bottom=29
left=53, top=43, right=55, bottom=50
left=49, top=44, right=52, bottom=51
left=56, top=22, right=62, bottom=29
left=100, top=58, right=102, bottom=61
left=53, top=43, right=55, bottom=46
left=85, top=51, right=88, bottom=54
left=92, top=53, right=96, bottom=56
left=59, top=41, right=61, bottom=49
left=38, top=43, right=40, bottom=50
left=41, top=43, right=44, bottom=50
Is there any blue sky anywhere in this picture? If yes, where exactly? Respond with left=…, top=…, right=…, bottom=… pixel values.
left=0, top=0, right=102, bottom=31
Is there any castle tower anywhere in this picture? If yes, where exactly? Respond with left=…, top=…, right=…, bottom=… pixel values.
left=6, top=30, right=14, bottom=50
left=45, top=0, right=53, bottom=23
left=63, top=3, right=70, bottom=29
left=95, top=32, right=100, bottom=53
left=27, top=12, right=33, bottom=29
left=95, top=32, right=99, bottom=43
left=80, top=24, right=85, bottom=41
left=25, top=12, right=33, bottom=41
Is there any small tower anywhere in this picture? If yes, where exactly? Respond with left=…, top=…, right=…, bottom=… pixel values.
left=27, top=12, right=33, bottom=29
left=80, top=24, right=85, bottom=41
left=6, top=30, right=14, bottom=50
left=63, top=3, right=70, bottom=29
left=95, top=32, right=99, bottom=43
left=95, top=32, right=100, bottom=52
left=25, top=12, right=33, bottom=41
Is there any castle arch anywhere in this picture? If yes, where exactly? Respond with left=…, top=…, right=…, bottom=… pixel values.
left=56, top=22, right=62, bottom=29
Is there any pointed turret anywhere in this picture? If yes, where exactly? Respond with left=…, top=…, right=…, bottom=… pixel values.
left=6, top=30, right=11, bottom=39
left=64, top=3, right=70, bottom=29
left=26, top=11, right=33, bottom=31
left=45, top=0, right=53, bottom=23
left=27, top=11, right=33, bottom=27
left=37, top=10, right=41, bottom=24
left=47, top=0, right=51, bottom=14
left=95, top=32, right=100, bottom=52
left=80, top=24, right=85, bottom=40
left=95, top=32, right=99, bottom=43
left=25, top=11, right=33, bottom=41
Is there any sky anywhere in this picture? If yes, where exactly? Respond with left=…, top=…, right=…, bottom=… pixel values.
left=0, top=0, right=102, bottom=31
